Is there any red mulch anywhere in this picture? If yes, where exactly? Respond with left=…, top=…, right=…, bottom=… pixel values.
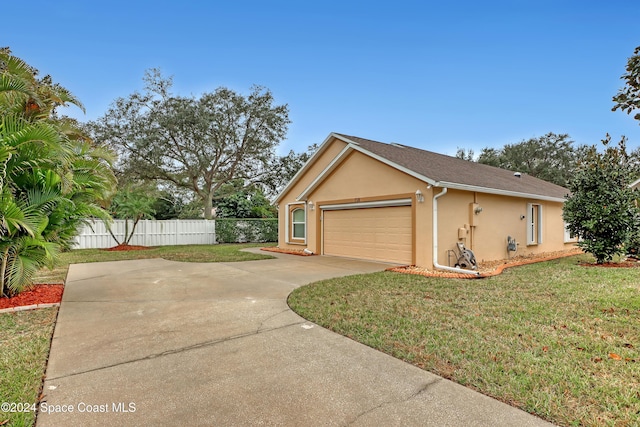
left=579, top=261, right=640, bottom=268
left=0, top=284, right=64, bottom=309
left=261, top=247, right=315, bottom=256
left=104, top=244, right=151, bottom=251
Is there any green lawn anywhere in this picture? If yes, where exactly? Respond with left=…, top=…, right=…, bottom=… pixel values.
left=33, top=243, right=275, bottom=283
left=0, top=309, right=58, bottom=427
left=3, top=243, right=274, bottom=427
left=288, top=254, right=640, bottom=427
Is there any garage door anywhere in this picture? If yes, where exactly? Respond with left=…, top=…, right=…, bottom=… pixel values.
left=322, top=205, right=412, bottom=264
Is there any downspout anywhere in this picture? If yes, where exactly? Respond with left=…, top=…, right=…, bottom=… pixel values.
left=433, top=187, right=480, bottom=276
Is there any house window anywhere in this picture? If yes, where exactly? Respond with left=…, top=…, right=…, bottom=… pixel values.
left=291, top=208, right=306, bottom=240
left=527, top=203, right=543, bottom=245
left=564, top=222, right=578, bottom=243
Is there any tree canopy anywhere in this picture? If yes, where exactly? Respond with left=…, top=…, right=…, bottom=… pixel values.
left=90, top=69, right=290, bottom=219
left=612, top=45, right=640, bottom=123
left=475, top=133, right=581, bottom=187
left=259, top=143, right=318, bottom=198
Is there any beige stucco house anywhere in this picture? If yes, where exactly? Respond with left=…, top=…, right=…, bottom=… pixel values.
left=275, top=133, right=576, bottom=274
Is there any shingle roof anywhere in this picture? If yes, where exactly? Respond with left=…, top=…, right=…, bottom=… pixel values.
left=336, top=134, right=569, bottom=201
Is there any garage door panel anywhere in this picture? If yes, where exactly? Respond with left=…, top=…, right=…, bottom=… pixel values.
left=323, top=206, right=412, bottom=264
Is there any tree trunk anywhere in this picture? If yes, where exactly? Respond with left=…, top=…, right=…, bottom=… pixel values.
left=107, top=227, right=123, bottom=246
left=204, top=193, right=213, bottom=220
left=126, top=217, right=142, bottom=245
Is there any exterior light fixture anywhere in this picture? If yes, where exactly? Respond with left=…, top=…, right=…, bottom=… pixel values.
left=308, top=201, right=315, bottom=211
left=415, top=190, right=424, bottom=203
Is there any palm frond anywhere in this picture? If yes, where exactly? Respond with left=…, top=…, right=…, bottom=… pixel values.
left=2, top=236, right=58, bottom=296
left=48, top=84, right=85, bottom=113
left=0, top=74, right=30, bottom=95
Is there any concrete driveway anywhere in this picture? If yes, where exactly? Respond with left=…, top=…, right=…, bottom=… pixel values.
left=38, top=250, right=553, bottom=426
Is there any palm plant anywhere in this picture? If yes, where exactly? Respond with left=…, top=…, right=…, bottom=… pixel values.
left=107, top=185, right=156, bottom=245
left=1, top=48, right=116, bottom=296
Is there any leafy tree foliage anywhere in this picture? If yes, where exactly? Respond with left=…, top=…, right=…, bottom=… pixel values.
left=563, top=135, right=640, bottom=263
left=455, top=147, right=475, bottom=161
left=259, top=143, right=318, bottom=197
left=152, top=190, right=185, bottom=220
left=1, top=49, right=116, bottom=296
left=90, top=69, right=290, bottom=219
left=612, top=45, right=640, bottom=122
left=215, top=189, right=276, bottom=219
left=476, top=133, right=581, bottom=187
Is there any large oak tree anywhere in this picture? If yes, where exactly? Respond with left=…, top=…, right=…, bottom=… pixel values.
left=90, top=69, right=290, bottom=219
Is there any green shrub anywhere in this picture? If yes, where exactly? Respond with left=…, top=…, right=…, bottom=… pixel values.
left=563, top=136, right=640, bottom=263
left=215, top=219, right=277, bottom=243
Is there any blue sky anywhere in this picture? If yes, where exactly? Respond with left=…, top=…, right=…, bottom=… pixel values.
left=4, top=1, right=640, bottom=156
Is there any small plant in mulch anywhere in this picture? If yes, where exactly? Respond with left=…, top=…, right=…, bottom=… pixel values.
left=103, top=244, right=152, bottom=252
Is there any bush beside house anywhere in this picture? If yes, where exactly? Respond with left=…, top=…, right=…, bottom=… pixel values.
left=215, top=219, right=278, bottom=243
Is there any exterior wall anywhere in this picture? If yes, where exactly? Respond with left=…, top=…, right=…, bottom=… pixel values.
left=436, top=189, right=573, bottom=267
left=277, top=138, right=349, bottom=249
left=308, top=151, right=423, bottom=201
left=278, top=143, right=434, bottom=265
left=307, top=150, right=432, bottom=264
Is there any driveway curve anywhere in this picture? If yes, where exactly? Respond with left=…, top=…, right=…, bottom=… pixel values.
left=38, top=250, right=553, bottom=426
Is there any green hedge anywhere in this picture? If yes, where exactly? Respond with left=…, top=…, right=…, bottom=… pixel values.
left=215, top=218, right=278, bottom=243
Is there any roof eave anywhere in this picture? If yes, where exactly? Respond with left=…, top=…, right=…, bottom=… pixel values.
left=345, top=140, right=438, bottom=186
left=278, top=132, right=567, bottom=204
left=296, top=136, right=438, bottom=201
left=296, top=144, right=352, bottom=200
left=436, top=181, right=567, bottom=203
left=274, top=132, right=351, bottom=203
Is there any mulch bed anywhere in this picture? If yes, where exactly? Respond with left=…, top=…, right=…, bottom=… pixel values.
left=104, top=244, right=151, bottom=251
left=388, top=249, right=586, bottom=279
left=0, top=284, right=64, bottom=310
left=261, top=247, right=315, bottom=256
left=579, top=261, right=640, bottom=268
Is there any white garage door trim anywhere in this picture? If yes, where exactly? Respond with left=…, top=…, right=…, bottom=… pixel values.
left=321, top=198, right=412, bottom=211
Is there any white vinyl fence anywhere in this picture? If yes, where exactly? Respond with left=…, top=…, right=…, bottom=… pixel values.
left=73, top=219, right=216, bottom=249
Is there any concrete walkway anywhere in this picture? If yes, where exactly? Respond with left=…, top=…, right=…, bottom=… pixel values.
left=38, top=250, right=554, bottom=426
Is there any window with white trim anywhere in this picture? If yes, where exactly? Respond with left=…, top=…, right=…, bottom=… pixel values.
left=527, top=203, right=543, bottom=245
left=564, top=222, right=578, bottom=243
left=291, top=208, right=306, bottom=240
